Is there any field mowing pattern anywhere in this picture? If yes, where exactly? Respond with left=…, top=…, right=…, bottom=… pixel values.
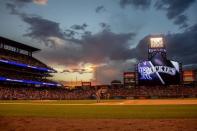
left=0, top=100, right=197, bottom=119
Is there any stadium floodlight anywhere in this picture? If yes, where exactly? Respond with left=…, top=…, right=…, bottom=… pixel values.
left=150, top=37, right=164, bottom=48
left=148, top=35, right=167, bottom=59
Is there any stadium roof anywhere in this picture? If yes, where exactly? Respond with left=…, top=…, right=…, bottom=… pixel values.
left=0, top=36, right=40, bottom=52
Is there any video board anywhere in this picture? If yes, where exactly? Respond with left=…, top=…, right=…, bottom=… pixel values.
left=137, top=60, right=180, bottom=85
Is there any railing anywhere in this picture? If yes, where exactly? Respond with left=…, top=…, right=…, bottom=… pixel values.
left=0, top=59, right=55, bottom=73
left=0, top=76, right=61, bottom=87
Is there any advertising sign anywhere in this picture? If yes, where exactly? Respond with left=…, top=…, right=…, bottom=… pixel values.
left=124, top=72, right=135, bottom=78
left=82, top=82, right=91, bottom=87
left=183, top=70, right=195, bottom=82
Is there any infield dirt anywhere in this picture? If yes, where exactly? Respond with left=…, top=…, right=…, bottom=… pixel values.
left=0, top=117, right=197, bottom=131
left=95, top=99, right=197, bottom=105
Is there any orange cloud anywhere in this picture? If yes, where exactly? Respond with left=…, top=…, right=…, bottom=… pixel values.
left=33, top=0, right=48, bottom=5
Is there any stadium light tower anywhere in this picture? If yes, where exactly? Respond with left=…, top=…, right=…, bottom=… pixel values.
left=148, top=35, right=166, bottom=60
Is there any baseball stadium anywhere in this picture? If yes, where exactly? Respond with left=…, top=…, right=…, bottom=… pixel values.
left=1, top=0, right=197, bottom=130
left=0, top=35, right=197, bottom=131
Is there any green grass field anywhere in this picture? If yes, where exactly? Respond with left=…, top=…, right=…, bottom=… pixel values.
left=0, top=100, right=197, bottom=119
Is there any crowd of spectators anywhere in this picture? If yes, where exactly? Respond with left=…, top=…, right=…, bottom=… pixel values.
left=109, top=86, right=197, bottom=98
left=0, top=68, right=47, bottom=81
left=0, top=85, right=96, bottom=100
left=0, top=85, right=197, bottom=100
left=0, top=48, right=55, bottom=84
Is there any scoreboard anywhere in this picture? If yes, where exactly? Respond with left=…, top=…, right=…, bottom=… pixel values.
left=123, top=72, right=136, bottom=88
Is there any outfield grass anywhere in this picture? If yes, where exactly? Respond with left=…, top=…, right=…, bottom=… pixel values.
left=0, top=100, right=197, bottom=119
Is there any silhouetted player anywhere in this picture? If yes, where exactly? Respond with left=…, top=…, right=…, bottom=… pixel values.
left=96, top=87, right=110, bottom=103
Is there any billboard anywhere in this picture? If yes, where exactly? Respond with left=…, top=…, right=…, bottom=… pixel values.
left=183, top=70, right=195, bottom=82
left=124, top=72, right=135, bottom=78
left=123, top=72, right=135, bottom=88
left=81, top=82, right=91, bottom=87
left=137, top=59, right=180, bottom=85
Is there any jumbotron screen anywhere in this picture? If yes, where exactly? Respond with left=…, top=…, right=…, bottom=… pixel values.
left=137, top=59, right=181, bottom=85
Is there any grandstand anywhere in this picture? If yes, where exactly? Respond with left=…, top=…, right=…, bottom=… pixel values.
left=0, top=36, right=61, bottom=87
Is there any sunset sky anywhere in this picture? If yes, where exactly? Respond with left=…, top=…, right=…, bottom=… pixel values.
left=0, top=0, right=197, bottom=84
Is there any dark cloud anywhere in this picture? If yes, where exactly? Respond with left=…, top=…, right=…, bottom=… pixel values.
left=119, top=0, right=151, bottom=9
left=155, top=0, right=196, bottom=28
left=155, top=0, right=195, bottom=19
left=95, top=5, right=106, bottom=13
left=64, top=29, right=78, bottom=38
left=130, top=36, right=147, bottom=61
left=99, top=22, right=111, bottom=31
left=61, top=68, right=92, bottom=74
left=6, top=2, right=21, bottom=15
left=166, top=23, right=197, bottom=65
left=119, top=0, right=196, bottom=28
left=6, top=0, right=64, bottom=47
left=39, top=30, right=136, bottom=65
left=70, top=23, right=88, bottom=31
left=174, top=15, right=188, bottom=28
left=22, top=15, right=65, bottom=46
left=64, top=24, right=88, bottom=39
left=80, top=30, right=135, bottom=63
left=8, top=0, right=32, bottom=7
